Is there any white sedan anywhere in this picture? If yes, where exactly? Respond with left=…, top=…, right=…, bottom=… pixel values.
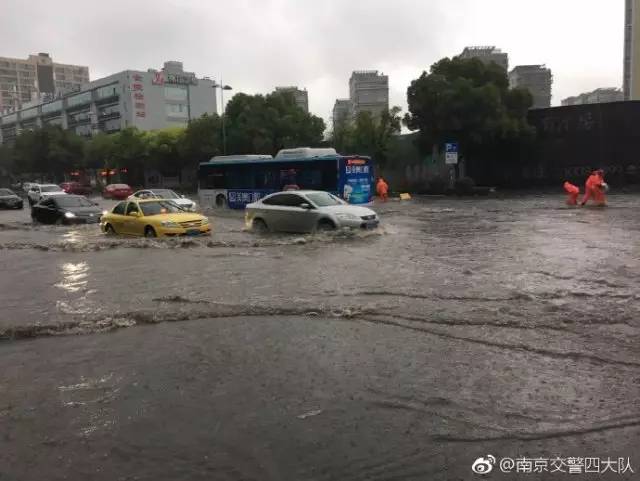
left=27, top=184, right=67, bottom=206
left=129, top=189, right=197, bottom=211
left=246, top=190, right=379, bottom=233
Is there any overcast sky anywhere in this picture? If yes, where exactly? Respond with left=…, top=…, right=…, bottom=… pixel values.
left=1, top=0, right=624, bottom=123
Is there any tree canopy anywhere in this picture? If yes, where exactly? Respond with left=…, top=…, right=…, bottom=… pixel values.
left=1, top=92, right=326, bottom=184
left=404, top=57, right=535, bottom=163
left=225, top=91, right=326, bottom=155
left=330, top=107, right=402, bottom=167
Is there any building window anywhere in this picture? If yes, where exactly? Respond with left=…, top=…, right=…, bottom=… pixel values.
left=41, top=100, right=63, bottom=114
left=164, top=86, right=187, bottom=101
left=66, top=91, right=92, bottom=108
left=96, top=84, right=118, bottom=99
left=165, top=103, right=188, bottom=117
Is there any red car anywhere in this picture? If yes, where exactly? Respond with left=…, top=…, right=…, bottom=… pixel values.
left=60, top=182, right=92, bottom=196
left=103, top=183, right=133, bottom=200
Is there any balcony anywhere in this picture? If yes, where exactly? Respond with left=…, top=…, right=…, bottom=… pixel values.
left=98, top=110, right=121, bottom=121
left=95, top=93, right=119, bottom=105
left=67, top=114, right=91, bottom=128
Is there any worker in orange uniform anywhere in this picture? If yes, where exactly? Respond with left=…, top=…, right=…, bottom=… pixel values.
left=580, top=169, right=608, bottom=207
left=376, top=177, right=389, bottom=202
left=563, top=181, right=580, bottom=205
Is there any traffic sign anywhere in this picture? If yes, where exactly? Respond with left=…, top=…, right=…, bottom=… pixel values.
left=445, top=142, right=459, bottom=165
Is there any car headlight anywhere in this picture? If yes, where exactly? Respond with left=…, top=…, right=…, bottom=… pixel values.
left=102, top=210, right=108, bottom=216
left=190, top=202, right=197, bottom=210
left=201, top=217, right=209, bottom=225
left=160, top=221, right=180, bottom=228
left=335, top=213, right=359, bottom=221
left=64, top=212, right=76, bottom=218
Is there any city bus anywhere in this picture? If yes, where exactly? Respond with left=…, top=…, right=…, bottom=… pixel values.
left=198, top=148, right=374, bottom=209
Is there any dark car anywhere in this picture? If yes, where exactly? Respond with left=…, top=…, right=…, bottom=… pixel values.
left=103, top=183, right=133, bottom=200
left=60, top=181, right=92, bottom=196
left=0, top=188, right=24, bottom=209
left=31, top=195, right=102, bottom=225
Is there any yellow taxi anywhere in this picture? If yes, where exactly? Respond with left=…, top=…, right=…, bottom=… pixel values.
left=101, top=199, right=211, bottom=237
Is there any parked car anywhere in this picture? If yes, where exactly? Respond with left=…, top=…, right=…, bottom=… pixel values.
left=0, top=188, right=24, bottom=209
left=27, top=184, right=67, bottom=206
left=129, top=189, right=197, bottom=211
left=245, top=190, right=379, bottom=233
left=101, top=199, right=210, bottom=237
left=31, top=195, right=102, bottom=225
left=103, top=184, right=133, bottom=200
left=60, top=181, right=92, bottom=196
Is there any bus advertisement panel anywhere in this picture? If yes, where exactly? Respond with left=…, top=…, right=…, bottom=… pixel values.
left=338, top=157, right=373, bottom=205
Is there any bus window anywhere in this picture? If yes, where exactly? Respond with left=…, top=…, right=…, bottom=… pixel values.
left=227, top=167, right=255, bottom=189
left=200, top=166, right=226, bottom=189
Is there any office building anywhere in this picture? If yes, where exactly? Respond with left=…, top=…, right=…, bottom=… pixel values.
left=509, top=65, right=553, bottom=109
left=349, top=70, right=389, bottom=118
left=0, top=61, right=216, bottom=144
left=274, top=86, right=309, bottom=112
left=0, top=52, right=90, bottom=114
left=562, top=88, right=624, bottom=106
left=459, top=46, right=509, bottom=71
left=624, top=0, right=640, bottom=100
left=332, top=99, right=352, bottom=128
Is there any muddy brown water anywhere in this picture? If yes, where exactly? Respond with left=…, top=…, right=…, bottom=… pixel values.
left=1, top=195, right=639, bottom=480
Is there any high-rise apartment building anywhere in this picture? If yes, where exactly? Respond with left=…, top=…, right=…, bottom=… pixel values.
left=274, top=86, right=309, bottom=112
left=562, top=88, right=624, bottom=106
left=332, top=99, right=351, bottom=127
left=349, top=70, right=389, bottom=118
left=624, top=0, right=640, bottom=100
left=509, top=65, right=553, bottom=109
left=0, top=53, right=89, bottom=114
left=0, top=61, right=215, bottom=144
left=459, top=46, right=509, bottom=71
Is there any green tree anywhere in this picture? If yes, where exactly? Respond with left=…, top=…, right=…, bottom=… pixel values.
left=329, top=107, right=402, bottom=166
left=225, top=92, right=326, bottom=155
left=179, top=113, right=222, bottom=166
left=404, top=56, right=535, bottom=176
left=147, top=128, right=184, bottom=176
left=11, top=126, right=84, bottom=180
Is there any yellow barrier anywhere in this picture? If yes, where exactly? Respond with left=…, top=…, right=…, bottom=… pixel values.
left=399, top=193, right=412, bottom=201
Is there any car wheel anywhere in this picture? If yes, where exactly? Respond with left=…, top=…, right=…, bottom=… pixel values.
left=104, top=223, right=116, bottom=235
left=144, top=226, right=157, bottom=238
left=317, top=219, right=337, bottom=232
left=252, top=218, right=269, bottom=233
left=215, top=195, right=227, bottom=208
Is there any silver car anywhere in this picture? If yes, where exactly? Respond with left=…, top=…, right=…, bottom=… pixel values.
left=245, top=190, right=379, bottom=233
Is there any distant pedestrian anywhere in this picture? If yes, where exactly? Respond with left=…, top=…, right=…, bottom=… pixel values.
left=376, top=177, right=389, bottom=202
left=563, top=181, right=580, bottom=206
left=580, top=169, right=607, bottom=206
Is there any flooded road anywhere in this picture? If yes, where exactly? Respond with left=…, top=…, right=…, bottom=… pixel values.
left=1, top=194, right=639, bottom=480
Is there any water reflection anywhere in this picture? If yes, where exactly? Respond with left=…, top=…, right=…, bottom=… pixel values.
left=55, top=262, right=89, bottom=293
left=61, top=230, right=83, bottom=244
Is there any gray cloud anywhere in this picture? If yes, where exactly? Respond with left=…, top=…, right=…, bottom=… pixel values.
left=1, top=0, right=624, bottom=123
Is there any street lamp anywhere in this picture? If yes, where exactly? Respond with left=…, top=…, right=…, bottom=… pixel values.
left=212, top=80, right=233, bottom=155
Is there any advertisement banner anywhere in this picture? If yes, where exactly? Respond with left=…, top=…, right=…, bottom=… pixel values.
left=227, top=190, right=272, bottom=209
left=339, top=158, right=372, bottom=204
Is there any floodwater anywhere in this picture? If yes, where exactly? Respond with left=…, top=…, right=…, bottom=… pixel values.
left=1, top=194, right=639, bottom=480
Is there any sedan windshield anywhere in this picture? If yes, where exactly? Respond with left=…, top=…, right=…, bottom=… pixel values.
left=42, top=185, right=63, bottom=193
left=140, top=200, right=184, bottom=216
left=152, top=189, right=179, bottom=199
left=56, top=196, right=94, bottom=208
left=0, top=188, right=14, bottom=196
left=306, top=192, right=343, bottom=207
